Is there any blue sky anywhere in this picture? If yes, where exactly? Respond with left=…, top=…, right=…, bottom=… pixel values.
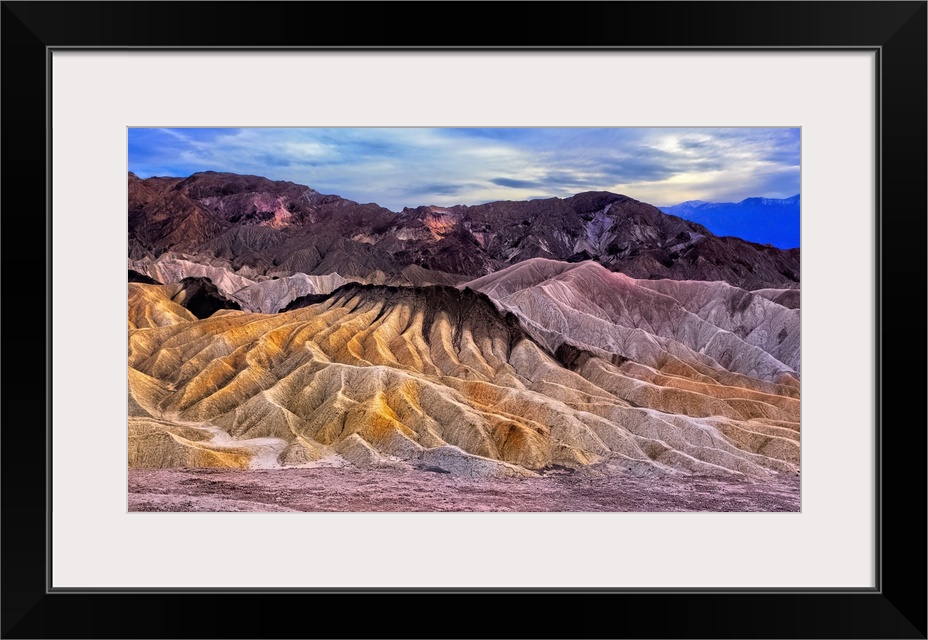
left=128, top=127, right=800, bottom=212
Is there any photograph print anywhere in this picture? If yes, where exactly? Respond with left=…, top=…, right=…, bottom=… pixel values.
left=127, top=127, right=800, bottom=512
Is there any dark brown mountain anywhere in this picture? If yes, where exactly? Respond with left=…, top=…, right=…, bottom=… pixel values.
left=128, top=172, right=799, bottom=290
left=388, top=193, right=799, bottom=289
left=169, top=171, right=391, bottom=229
left=128, top=173, right=229, bottom=258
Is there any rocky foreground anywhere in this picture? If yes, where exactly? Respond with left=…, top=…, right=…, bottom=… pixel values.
left=128, top=465, right=800, bottom=513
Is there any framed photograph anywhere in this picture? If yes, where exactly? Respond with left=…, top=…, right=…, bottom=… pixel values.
left=4, top=2, right=924, bottom=638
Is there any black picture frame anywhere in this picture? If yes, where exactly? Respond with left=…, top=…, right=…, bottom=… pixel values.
left=2, top=2, right=925, bottom=638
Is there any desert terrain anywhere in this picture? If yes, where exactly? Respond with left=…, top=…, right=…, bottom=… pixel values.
left=128, top=171, right=800, bottom=512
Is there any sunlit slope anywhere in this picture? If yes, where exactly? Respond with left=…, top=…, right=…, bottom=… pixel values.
left=128, top=282, right=799, bottom=477
left=128, top=283, right=197, bottom=329
left=130, top=253, right=358, bottom=313
left=637, top=278, right=799, bottom=372
left=130, top=253, right=467, bottom=313
left=466, top=259, right=800, bottom=384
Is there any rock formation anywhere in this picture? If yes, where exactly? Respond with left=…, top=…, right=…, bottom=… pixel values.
left=128, top=282, right=799, bottom=477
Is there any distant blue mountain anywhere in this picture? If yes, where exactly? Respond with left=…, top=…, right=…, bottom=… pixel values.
left=659, top=195, right=800, bottom=249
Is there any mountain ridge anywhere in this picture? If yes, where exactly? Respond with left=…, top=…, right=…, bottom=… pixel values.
left=129, top=172, right=800, bottom=290
left=660, top=195, right=800, bottom=249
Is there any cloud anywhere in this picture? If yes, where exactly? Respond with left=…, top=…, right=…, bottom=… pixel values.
left=410, top=183, right=466, bottom=196
left=490, top=177, right=544, bottom=190
left=128, top=127, right=800, bottom=210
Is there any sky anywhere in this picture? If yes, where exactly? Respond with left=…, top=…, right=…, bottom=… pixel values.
left=128, top=127, right=800, bottom=212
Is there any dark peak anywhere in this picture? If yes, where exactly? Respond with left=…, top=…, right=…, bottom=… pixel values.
left=566, top=192, right=680, bottom=223
left=285, top=282, right=541, bottom=356
left=281, top=292, right=332, bottom=312
left=178, top=275, right=217, bottom=288
left=173, top=276, right=241, bottom=319
left=567, top=190, right=634, bottom=207
left=172, top=171, right=319, bottom=200
left=327, top=282, right=504, bottom=320
left=128, top=269, right=161, bottom=285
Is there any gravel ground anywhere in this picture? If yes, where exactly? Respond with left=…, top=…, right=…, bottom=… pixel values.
left=129, top=465, right=800, bottom=512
